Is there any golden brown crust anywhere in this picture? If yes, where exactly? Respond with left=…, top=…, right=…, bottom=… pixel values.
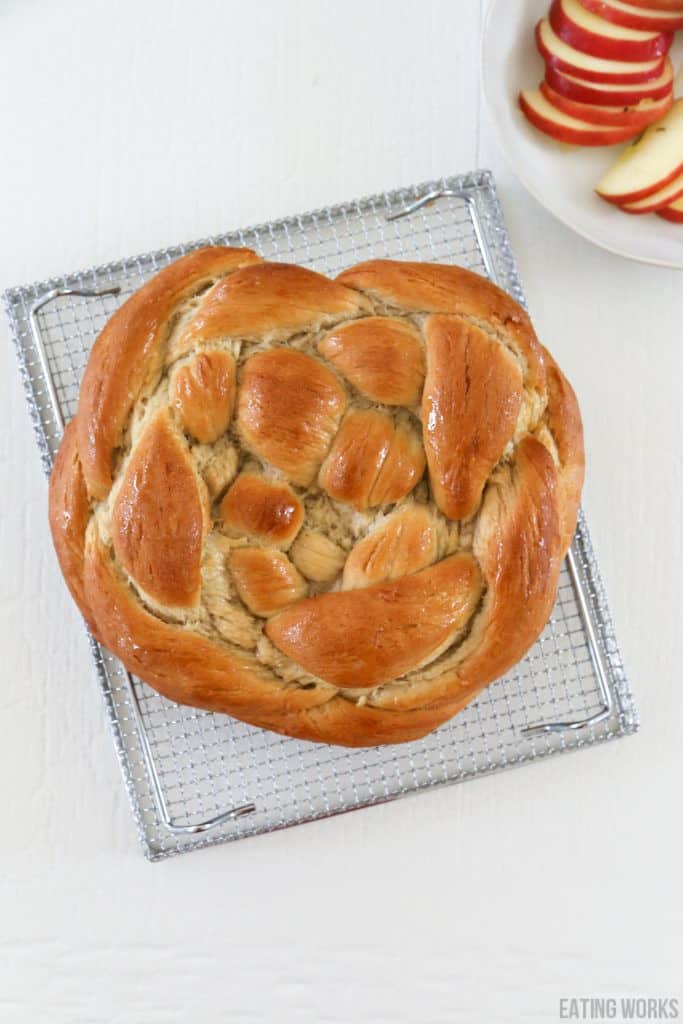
left=317, top=317, right=424, bottom=405
left=318, top=409, right=425, bottom=510
left=361, top=434, right=562, bottom=716
left=174, top=262, right=369, bottom=355
left=220, top=472, right=304, bottom=548
left=317, top=407, right=386, bottom=510
left=76, top=247, right=260, bottom=500
left=455, top=435, right=562, bottom=685
left=266, top=554, right=482, bottom=688
left=111, top=410, right=207, bottom=610
left=369, top=418, right=426, bottom=507
left=50, top=248, right=584, bottom=748
left=422, top=315, right=523, bottom=521
left=82, top=527, right=465, bottom=746
left=229, top=547, right=307, bottom=617
left=337, top=259, right=547, bottom=390
left=541, top=348, right=585, bottom=552
left=237, top=349, right=347, bottom=486
left=266, top=692, right=477, bottom=747
left=83, top=530, right=327, bottom=718
left=170, top=350, right=236, bottom=444
left=342, top=505, right=437, bottom=589
left=48, top=419, right=94, bottom=627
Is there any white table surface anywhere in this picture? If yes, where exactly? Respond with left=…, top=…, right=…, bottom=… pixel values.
left=1, top=1, right=681, bottom=1021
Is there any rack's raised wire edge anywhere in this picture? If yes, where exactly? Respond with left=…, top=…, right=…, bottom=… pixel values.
left=3, top=168, right=638, bottom=861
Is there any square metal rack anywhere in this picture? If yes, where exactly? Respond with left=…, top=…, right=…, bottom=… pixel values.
left=4, top=169, right=638, bottom=860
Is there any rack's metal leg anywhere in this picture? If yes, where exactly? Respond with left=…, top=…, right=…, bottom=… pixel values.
left=29, top=288, right=257, bottom=835
left=386, top=188, right=465, bottom=222
left=123, top=671, right=255, bottom=834
left=29, top=287, right=122, bottom=427
left=521, top=546, right=614, bottom=736
left=385, top=188, right=497, bottom=307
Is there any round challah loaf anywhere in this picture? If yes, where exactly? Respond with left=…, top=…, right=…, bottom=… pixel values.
left=49, top=248, right=584, bottom=747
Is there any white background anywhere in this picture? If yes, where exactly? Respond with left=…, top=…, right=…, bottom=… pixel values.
left=1, top=1, right=681, bottom=1021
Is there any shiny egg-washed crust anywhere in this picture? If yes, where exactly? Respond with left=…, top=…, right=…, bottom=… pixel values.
left=49, top=248, right=584, bottom=747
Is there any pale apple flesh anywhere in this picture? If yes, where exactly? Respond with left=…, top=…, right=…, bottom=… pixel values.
left=536, top=19, right=667, bottom=82
left=576, top=0, right=683, bottom=32
left=544, top=58, right=674, bottom=104
left=657, top=195, right=683, bottom=221
left=596, top=99, right=683, bottom=202
left=550, top=0, right=673, bottom=60
left=519, top=88, right=648, bottom=144
left=620, top=169, right=683, bottom=211
left=540, top=80, right=673, bottom=126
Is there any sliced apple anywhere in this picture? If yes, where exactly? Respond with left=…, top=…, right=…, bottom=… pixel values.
left=536, top=19, right=667, bottom=83
left=619, top=168, right=683, bottom=211
left=540, top=80, right=673, bottom=127
left=550, top=0, right=673, bottom=60
left=545, top=57, right=674, bottom=104
left=519, top=89, right=647, bottom=144
left=627, top=0, right=683, bottom=11
left=577, top=0, right=683, bottom=31
left=596, top=99, right=683, bottom=203
left=656, top=196, right=683, bottom=221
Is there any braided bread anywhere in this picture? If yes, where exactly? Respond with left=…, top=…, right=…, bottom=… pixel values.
left=49, top=248, right=584, bottom=747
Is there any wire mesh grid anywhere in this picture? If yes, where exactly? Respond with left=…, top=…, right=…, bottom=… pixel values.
left=4, top=169, right=638, bottom=859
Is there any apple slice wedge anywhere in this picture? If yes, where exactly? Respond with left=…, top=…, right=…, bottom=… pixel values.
left=545, top=57, right=674, bottom=104
left=576, top=0, right=683, bottom=31
left=536, top=19, right=666, bottom=83
left=620, top=169, right=683, bottom=211
left=596, top=99, right=683, bottom=203
left=657, top=196, right=683, bottom=221
left=519, top=89, right=646, bottom=144
left=550, top=0, right=673, bottom=60
left=540, top=80, right=673, bottom=127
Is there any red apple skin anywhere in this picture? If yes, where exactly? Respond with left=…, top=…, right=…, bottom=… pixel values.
left=597, top=162, right=683, bottom=204
left=535, top=20, right=666, bottom=83
left=657, top=204, right=683, bottom=222
left=544, top=59, right=674, bottom=105
left=576, top=0, right=683, bottom=31
left=620, top=180, right=683, bottom=212
left=627, top=0, right=683, bottom=11
left=540, top=80, right=673, bottom=127
left=518, top=91, right=643, bottom=144
left=549, top=0, right=673, bottom=60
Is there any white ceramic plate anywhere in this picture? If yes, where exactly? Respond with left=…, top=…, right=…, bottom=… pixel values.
left=482, top=0, right=683, bottom=268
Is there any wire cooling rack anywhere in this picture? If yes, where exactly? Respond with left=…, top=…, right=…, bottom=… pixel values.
left=4, top=169, right=638, bottom=860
